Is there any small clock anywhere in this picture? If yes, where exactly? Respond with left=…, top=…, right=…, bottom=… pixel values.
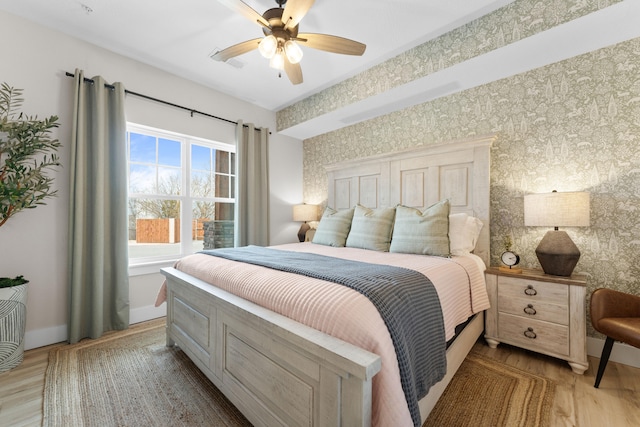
left=499, top=250, right=522, bottom=273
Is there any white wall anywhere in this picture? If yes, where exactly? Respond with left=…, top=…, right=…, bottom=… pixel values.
left=0, top=11, right=303, bottom=349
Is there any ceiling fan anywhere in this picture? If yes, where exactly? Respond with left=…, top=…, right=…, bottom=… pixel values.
left=212, top=0, right=366, bottom=85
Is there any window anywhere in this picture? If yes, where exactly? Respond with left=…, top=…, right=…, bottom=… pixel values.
left=127, top=123, right=235, bottom=268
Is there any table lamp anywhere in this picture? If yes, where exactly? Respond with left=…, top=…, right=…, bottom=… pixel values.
left=524, top=190, right=590, bottom=277
left=293, top=204, right=319, bottom=242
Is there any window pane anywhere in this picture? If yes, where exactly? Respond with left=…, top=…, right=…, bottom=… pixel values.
left=129, top=164, right=156, bottom=193
left=198, top=201, right=234, bottom=250
left=215, top=150, right=230, bottom=174
left=158, top=138, right=181, bottom=167
left=230, top=176, right=235, bottom=198
left=128, top=198, right=181, bottom=258
left=157, top=167, right=181, bottom=195
left=131, top=197, right=181, bottom=219
left=130, top=133, right=156, bottom=163
left=214, top=174, right=229, bottom=198
left=192, top=144, right=211, bottom=171
left=192, top=200, right=214, bottom=252
left=191, top=170, right=212, bottom=198
left=192, top=200, right=216, bottom=223
left=230, top=152, right=236, bottom=175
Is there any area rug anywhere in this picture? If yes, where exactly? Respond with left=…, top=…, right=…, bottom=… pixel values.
left=423, top=352, right=556, bottom=427
left=43, top=319, right=555, bottom=427
left=42, top=319, right=251, bottom=427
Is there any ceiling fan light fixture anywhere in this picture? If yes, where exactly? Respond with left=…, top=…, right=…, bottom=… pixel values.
left=258, top=34, right=277, bottom=58
left=269, top=48, right=285, bottom=70
left=284, top=40, right=303, bottom=64
left=215, top=0, right=367, bottom=85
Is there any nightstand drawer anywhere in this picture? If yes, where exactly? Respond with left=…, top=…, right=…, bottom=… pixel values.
left=498, top=276, right=568, bottom=305
left=499, top=313, right=569, bottom=356
left=498, top=295, right=569, bottom=325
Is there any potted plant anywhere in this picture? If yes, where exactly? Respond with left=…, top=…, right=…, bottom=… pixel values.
left=0, top=82, right=60, bottom=372
left=0, top=276, right=29, bottom=372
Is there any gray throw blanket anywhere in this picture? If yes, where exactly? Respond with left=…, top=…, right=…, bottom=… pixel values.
left=200, top=246, right=446, bottom=426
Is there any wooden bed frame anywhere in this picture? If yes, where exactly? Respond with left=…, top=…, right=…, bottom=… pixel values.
left=161, top=134, right=495, bottom=426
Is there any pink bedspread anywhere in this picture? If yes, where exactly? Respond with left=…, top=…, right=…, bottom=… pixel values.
left=157, top=243, right=489, bottom=427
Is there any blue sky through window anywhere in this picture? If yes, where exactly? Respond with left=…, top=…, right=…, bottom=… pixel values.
left=129, top=133, right=156, bottom=163
left=192, top=144, right=211, bottom=171
left=158, top=138, right=181, bottom=167
left=129, top=132, right=182, bottom=195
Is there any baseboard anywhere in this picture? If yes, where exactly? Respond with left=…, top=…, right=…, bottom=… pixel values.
left=130, top=304, right=166, bottom=324
left=587, top=336, right=640, bottom=369
left=24, top=304, right=167, bottom=351
left=25, top=324, right=67, bottom=351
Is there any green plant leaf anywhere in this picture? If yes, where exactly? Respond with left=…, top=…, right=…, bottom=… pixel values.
left=0, top=83, right=61, bottom=228
left=0, top=275, right=29, bottom=289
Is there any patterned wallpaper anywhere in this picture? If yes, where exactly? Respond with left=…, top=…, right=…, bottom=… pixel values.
left=291, top=1, right=640, bottom=339
left=277, top=0, right=622, bottom=131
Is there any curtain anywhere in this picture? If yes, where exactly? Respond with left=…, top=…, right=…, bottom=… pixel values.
left=68, top=69, right=129, bottom=343
left=234, top=121, right=270, bottom=247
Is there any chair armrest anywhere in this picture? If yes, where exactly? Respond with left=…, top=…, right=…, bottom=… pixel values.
left=591, top=288, right=640, bottom=328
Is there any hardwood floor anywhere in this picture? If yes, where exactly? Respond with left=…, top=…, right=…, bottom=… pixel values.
left=1, top=327, right=639, bottom=427
left=473, top=342, right=640, bottom=427
left=0, top=341, right=65, bottom=427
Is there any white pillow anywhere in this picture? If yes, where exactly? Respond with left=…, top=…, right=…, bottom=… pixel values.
left=449, top=213, right=483, bottom=255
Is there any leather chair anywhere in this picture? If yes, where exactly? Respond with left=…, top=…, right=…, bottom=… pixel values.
left=590, top=288, right=640, bottom=388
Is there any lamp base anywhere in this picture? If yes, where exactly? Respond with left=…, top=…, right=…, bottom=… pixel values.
left=297, top=223, right=310, bottom=242
left=535, top=230, right=580, bottom=277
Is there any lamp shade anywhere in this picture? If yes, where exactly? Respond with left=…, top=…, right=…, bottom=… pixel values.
left=293, top=204, right=319, bottom=222
left=524, top=191, right=590, bottom=277
left=524, top=191, right=590, bottom=228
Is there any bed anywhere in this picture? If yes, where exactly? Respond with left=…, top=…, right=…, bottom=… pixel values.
left=159, top=134, right=495, bottom=426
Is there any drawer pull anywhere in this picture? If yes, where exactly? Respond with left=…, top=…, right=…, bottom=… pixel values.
left=524, top=304, right=537, bottom=315
left=524, top=327, right=537, bottom=339
left=524, top=285, right=537, bottom=296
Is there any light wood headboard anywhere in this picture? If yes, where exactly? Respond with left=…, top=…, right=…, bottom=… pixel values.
left=325, top=134, right=496, bottom=266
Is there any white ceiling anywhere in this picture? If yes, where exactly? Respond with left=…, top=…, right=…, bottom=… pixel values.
left=0, top=0, right=516, bottom=111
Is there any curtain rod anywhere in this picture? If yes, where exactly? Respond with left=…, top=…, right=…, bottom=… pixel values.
left=64, top=71, right=267, bottom=132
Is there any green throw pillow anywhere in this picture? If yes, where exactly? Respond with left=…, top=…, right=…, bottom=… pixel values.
left=346, top=205, right=396, bottom=251
left=312, top=207, right=354, bottom=247
left=389, top=200, right=451, bottom=256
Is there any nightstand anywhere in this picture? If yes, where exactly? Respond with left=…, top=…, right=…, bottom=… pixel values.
left=484, top=267, right=588, bottom=374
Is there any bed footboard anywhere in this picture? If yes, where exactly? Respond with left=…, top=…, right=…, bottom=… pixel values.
left=161, top=267, right=382, bottom=427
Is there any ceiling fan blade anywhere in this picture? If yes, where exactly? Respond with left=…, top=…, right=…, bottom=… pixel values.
left=217, top=0, right=270, bottom=28
left=211, top=38, right=261, bottom=62
left=297, top=33, right=366, bottom=56
left=284, top=59, right=303, bottom=85
left=282, top=0, right=315, bottom=31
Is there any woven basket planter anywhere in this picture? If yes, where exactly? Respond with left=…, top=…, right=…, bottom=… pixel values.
left=0, top=283, right=28, bottom=372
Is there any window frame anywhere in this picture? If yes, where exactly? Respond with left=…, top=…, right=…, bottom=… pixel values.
left=126, top=123, right=235, bottom=276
